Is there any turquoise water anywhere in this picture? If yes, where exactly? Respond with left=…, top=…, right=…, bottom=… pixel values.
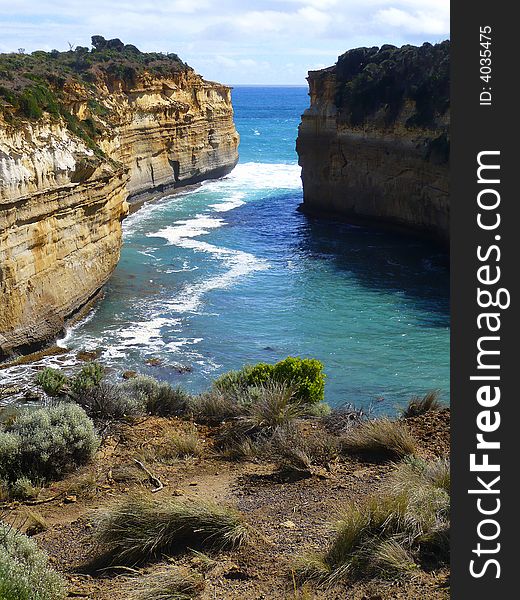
left=2, top=87, right=450, bottom=412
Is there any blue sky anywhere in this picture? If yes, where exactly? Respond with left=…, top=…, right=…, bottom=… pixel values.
left=0, top=0, right=449, bottom=85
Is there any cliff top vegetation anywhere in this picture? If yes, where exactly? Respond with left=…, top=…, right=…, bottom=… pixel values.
left=0, top=36, right=190, bottom=121
left=326, top=40, right=450, bottom=129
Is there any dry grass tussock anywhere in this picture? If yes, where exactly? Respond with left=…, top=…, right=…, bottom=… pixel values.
left=93, top=493, right=249, bottom=565
left=131, top=566, right=204, bottom=600
left=294, top=456, right=450, bottom=586
left=340, top=418, right=416, bottom=460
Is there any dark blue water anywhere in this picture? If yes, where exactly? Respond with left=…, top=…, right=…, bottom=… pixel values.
left=1, top=87, right=450, bottom=413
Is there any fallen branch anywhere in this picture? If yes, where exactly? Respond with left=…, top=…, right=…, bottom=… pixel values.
left=133, top=459, right=163, bottom=492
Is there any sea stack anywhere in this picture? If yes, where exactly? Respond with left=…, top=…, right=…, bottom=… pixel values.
left=296, top=41, right=449, bottom=243
left=0, top=37, right=239, bottom=358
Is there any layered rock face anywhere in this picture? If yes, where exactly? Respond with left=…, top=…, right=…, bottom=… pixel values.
left=297, top=41, right=449, bottom=242
left=0, top=41, right=239, bottom=357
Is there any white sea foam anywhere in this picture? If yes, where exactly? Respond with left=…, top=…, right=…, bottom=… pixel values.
left=118, top=316, right=180, bottom=350
left=209, top=191, right=246, bottom=213
left=150, top=215, right=225, bottom=245
left=220, top=162, right=301, bottom=191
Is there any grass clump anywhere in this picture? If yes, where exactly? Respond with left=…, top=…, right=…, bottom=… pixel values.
left=294, top=456, right=450, bottom=586
left=123, top=376, right=190, bottom=417
left=8, top=477, right=40, bottom=501
left=132, top=567, right=204, bottom=600
left=0, top=522, right=67, bottom=600
left=189, top=390, right=243, bottom=425
left=73, top=382, right=145, bottom=419
left=340, top=419, right=416, bottom=461
left=158, top=427, right=202, bottom=462
left=402, top=390, right=443, bottom=418
left=0, top=403, right=99, bottom=484
left=94, top=494, right=248, bottom=565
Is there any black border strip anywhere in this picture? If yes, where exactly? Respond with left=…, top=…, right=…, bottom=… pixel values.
left=451, top=2, right=517, bottom=596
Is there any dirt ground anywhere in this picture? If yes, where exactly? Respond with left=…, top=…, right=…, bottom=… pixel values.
left=2, top=410, right=450, bottom=600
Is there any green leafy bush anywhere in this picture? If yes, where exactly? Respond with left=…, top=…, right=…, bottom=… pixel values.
left=0, top=523, right=66, bottom=600
left=2, top=403, right=99, bottom=482
left=70, top=362, right=105, bottom=394
left=215, top=357, right=326, bottom=406
left=35, top=367, right=68, bottom=396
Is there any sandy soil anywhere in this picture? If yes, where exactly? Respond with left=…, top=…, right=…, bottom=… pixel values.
left=2, top=410, right=450, bottom=599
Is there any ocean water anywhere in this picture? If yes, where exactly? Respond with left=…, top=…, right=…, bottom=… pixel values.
left=1, top=87, right=450, bottom=413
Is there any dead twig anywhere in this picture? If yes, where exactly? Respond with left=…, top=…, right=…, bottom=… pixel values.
left=133, top=459, right=164, bottom=493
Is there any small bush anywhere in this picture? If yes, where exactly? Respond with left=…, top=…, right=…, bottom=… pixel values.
left=70, top=362, right=105, bottom=394
left=72, top=382, right=145, bottom=419
left=35, top=368, right=68, bottom=396
left=0, top=432, right=20, bottom=481
left=122, top=376, right=189, bottom=416
left=0, top=523, right=66, bottom=600
left=340, top=419, right=416, bottom=460
left=215, top=357, right=326, bottom=406
left=94, top=494, right=248, bottom=565
left=132, top=567, right=204, bottom=600
left=9, top=477, right=39, bottom=501
left=402, top=390, right=443, bottom=418
left=247, top=382, right=304, bottom=429
left=3, top=403, right=99, bottom=482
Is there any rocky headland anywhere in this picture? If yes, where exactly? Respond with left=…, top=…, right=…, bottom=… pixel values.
left=296, top=41, right=449, bottom=242
left=0, top=37, right=239, bottom=358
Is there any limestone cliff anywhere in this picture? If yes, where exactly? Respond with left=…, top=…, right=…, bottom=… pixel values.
left=296, top=41, right=449, bottom=242
left=0, top=38, right=239, bottom=357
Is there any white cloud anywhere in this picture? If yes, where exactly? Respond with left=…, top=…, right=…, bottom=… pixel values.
left=0, top=0, right=450, bottom=84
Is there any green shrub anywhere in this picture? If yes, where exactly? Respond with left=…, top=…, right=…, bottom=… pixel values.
left=94, top=494, right=248, bottom=565
left=0, top=432, right=20, bottom=481
left=35, top=367, right=68, bottom=396
left=0, top=523, right=66, bottom=600
left=215, top=357, right=326, bottom=406
left=4, top=403, right=99, bottom=482
left=70, top=362, right=105, bottom=394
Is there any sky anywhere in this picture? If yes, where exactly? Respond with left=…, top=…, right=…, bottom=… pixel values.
left=0, top=0, right=450, bottom=85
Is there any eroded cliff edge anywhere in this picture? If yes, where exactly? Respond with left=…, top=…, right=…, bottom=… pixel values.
left=296, top=41, right=449, bottom=242
left=0, top=38, right=239, bottom=357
